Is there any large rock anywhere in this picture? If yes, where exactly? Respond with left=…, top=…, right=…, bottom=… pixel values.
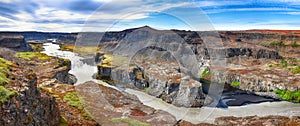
left=76, top=81, right=177, bottom=125
left=0, top=34, right=29, bottom=51
left=0, top=72, right=60, bottom=125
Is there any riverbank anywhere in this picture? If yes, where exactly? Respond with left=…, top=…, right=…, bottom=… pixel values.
left=42, top=42, right=300, bottom=125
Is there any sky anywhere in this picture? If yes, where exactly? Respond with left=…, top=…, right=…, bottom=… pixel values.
left=0, top=0, right=300, bottom=32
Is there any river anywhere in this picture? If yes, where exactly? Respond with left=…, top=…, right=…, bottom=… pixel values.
left=42, top=42, right=300, bottom=124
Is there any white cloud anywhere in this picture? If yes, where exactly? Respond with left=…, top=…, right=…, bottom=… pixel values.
left=194, top=1, right=249, bottom=7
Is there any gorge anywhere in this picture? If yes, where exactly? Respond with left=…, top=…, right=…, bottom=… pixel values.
left=0, top=27, right=300, bottom=125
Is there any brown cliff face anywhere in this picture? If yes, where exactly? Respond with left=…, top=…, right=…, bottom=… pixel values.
left=95, top=27, right=300, bottom=105
left=0, top=34, right=29, bottom=51
left=0, top=63, right=60, bottom=125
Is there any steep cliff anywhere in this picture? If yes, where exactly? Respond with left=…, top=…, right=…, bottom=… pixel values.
left=96, top=26, right=300, bottom=106
left=0, top=58, right=60, bottom=125
left=0, top=34, right=29, bottom=51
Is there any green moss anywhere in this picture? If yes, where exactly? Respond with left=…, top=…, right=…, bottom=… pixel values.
left=30, top=44, right=43, bottom=52
left=0, top=72, right=9, bottom=85
left=200, top=69, right=210, bottom=78
left=60, top=44, right=100, bottom=56
left=14, top=52, right=51, bottom=61
left=0, top=58, right=13, bottom=68
left=291, top=66, right=300, bottom=74
left=269, top=59, right=300, bottom=74
left=0, top=86, right=18, bottom=104
left=83, top=109, right=93, bottom=120
left=231, top=81, right=241, bottom=87
left=60, top=116, right=68, bottom=124
left=111, top=118, right=150, bottom=126
left=60, top=44, right=74, bottom=52
left=280, top=60, right=288, bottom=67
left=25, top=114, right=33, bottom=124
left=291, top=41, right=300, bottom=47
left=0, top=58, right=13, bottom=86
left=63, top=92, right=83, bottom=110
left=144, top=87, right=151, bottom=93
left=276, top=89, right=300, bottom=102
left=264, top=41, right=286, bottom=47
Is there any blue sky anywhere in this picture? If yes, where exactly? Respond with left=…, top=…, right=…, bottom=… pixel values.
left=0, top=0, right=300, bottom=32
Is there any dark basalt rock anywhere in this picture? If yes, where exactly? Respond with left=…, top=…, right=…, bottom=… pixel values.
left=0, top=72, right=60, bottom=125
left=0, top=34, right=30, bottom=51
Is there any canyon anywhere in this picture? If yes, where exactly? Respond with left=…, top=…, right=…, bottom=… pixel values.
left=0, top=27, right=299, bottom=125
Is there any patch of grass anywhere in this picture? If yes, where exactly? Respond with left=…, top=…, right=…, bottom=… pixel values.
left=276, top=89, right=300, bottom=102
left=83, top=109, right=93, bottom=120
left=60, top=44, right=74, bottom=52
left=264, top=41, right=286, bottom=47
left=0, top=58, right=13, bottom=86
left=269, top=59, right=300, bottom=74
left=14, top=52, right=52, bottom=61
left=144, top=87, right=151, bottom=93
left=63, top=92, right=83, bottom=110
left=111, top=118, right=150, bottom=126
left=63, top=92, right=93, bottom=120
left=280, top=59, right=289, bottom=67
left=291, top=66, right=300, bottom=74
left=0, top=86, right=18, bottom=104
left=231, top=81, right=241, bottom=87
left=30, top=44, right=43, bottom=52
left=98, top=54, right=128, bottom=68
left=291, top=41, right=300, bottom=47
left=60, top=44, right=100, bottom=56
left=200, top=69, right=210, bottom=78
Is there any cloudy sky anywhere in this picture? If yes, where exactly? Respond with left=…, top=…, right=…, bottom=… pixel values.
left=0, top=0, right=300, bottom=32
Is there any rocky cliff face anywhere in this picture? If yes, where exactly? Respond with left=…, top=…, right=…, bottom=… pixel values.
left=76, top=81, right=177, bottom=125
left=0, top=68, right=60, bottom=125
left=95, top=26, right=300, bottom=106
left=0, top=34, right=29, bottom=51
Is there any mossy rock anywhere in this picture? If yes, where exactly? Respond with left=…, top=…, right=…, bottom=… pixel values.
left=276, top=89, right=300, bottom=102
left=63, top=92, right=83, bottom=110
left=0, top=86, right=18, bottom=104
left=14, top=52, right=52, bottom=61
left=231, top=81, right=240, bottom=87
left=0, top=58, right=13, bottom=86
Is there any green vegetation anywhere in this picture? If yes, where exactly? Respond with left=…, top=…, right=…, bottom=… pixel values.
left=200, top=69, right=210, bottom=78
left=231, top=81, right=241, bottom=87
left=83, top=109, right=93, bottom=120
left=111, top=118, right=150, bottom=126
left=264, top=41, right=286, bottom=47
left=269, top=59, right=300, bottom=74
left=263, top=41, right=300, bottom=48
left=58, top=116, right=68, bottom=125
left=291, top=66, right=300, bottom=74
left=280, top=59, right=289, bottom=67
left=63, top=92, right=83, bottom=110
left=291, top=41, right=300, bottom=47
left=144, top=87, right=151, bottom=93
left=98, top=54, right=128, bottom=68
left=30, top=44, right=43, bottom=52
left=275, top=89, right=300, bottom=102
left=63, top=92, right=93, bottom=120
left=0, top=86, right=18, bottom=103
left=60, top=44, right=100, bottom=56
left=0, top=58, right=13, bottom=86
left=14, top=52, right=52, bottom=61
left=60, top=44, right=74, bottom=52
